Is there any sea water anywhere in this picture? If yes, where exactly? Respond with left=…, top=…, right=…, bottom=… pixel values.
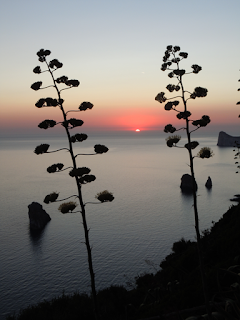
left=0, top=132, right=238, bottom=319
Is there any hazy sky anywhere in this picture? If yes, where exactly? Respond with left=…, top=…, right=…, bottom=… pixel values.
left=1, top=0, right=240, bottom=136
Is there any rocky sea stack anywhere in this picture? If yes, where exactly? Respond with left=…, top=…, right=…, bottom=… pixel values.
left=217, top=131, right=240, bottom=147
left=180, top=173, right=198, bottom=192
left=28, top=202, right=51, bottom=231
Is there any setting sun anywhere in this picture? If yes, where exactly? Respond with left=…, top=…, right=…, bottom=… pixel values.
left=135, top=129, right=140, bottom=132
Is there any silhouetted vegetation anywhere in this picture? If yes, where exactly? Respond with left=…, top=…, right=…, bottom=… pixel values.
left=7, top=203, right=240, bottom=319
left=30, top=49, right=114, bottom=319
left=155, top=45, right=213, bottom=317
left=233, top=73, right=240, bottom=173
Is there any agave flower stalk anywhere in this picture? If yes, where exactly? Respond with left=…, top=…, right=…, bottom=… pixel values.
left=233, top=74, right=240, bottom=173
left=31, top=49, right=114, bottom=319
left=155, top=45, right=213, bottom=317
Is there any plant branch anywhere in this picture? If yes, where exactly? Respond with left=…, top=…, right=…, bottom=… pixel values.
left=59, top=86, right=74, bottom=92
left=84, top=202, right=102, bottom=205
left=46, top=148, right=70, bottom=153
left=39, top=85, right=55, bottom=90
left=55, top=195, right=79, bottom=202
left=66, top=109, right=81, bottom=115
left=57, top=166, right=73, bottom=172
left=75, top=153, right=97, bottom=158
left=189, top=127, right=200, bottom=134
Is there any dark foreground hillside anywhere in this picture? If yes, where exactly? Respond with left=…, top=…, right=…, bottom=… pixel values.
left=7, top=203, right=240, bottom=320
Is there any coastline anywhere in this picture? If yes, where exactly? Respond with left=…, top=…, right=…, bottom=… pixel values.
left=5, top=202, right=240, bottom=320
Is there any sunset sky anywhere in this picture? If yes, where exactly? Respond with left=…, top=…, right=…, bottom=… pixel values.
left=0, top=0, right=240, bottom=137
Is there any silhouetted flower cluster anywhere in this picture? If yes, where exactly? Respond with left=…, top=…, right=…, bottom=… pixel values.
left=69, top=167, right=96, bottom=184
left=179, top=52, right=188, bottom=59
left=233, top=142, right=240, bottom=173
left=155, top=92, right=167, bottom=103
left=69, top=167, right=91, bottom=177
left=58, top=202, right=77, bottom=213
left=79, top=101, right=94, bottom=111
left=94, top=144, right=109, bottom=154
left=162, top=45, right=181, bottom=64
left=95, top=190, right=114, bottom=202
left=35, top=98, right=46, bottom=107
left=166, top=84, right=180, bottom=92
left=56, top=76, right=68, bottom=84
left=192, top=115, right=210, bottom=127
left=172, top=69, right=185, bottom=77
left=56, top=75, right=80, bottom=87
left=44, top=192, right=59, bottom=204
left=49, top=59, right=63, bottom=69
left=38, top=119, right=57, bottom=129
left=176, top=111, right=191, bottom=119
left=35, top=98, right=59, bottom=108
left=164, top=100, right=179, bottom=111
left=36, top=49, right=51, bottom=62
left=164, top=124, right=176, bottom=133
left=65, top=79, right=80, bottom=87
left=31, top=81, right=42, bottom=91
left=33, top=66, right=41, bottom=74
left=190, top=87, right=208, bottom=99
left=70, top=133, right=88, bottom=143
left=237, top=77, right=240, bottom=107
left=79, top=175, right=96, bottom=184
left=62, top=118, right=84, bottom=128
left=166, top=135, right=181, bottom=147
left=197, top=147, right=214, bottom=159
left=34, top=144, right=50, bottom=154
left=191, top=64, right=202, bottom=74
left=185, top=141, right=199, bottom=150
left=47, top=163, right=64, bottom=173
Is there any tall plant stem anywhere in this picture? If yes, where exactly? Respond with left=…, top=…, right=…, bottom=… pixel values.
left=179, top=74, right=211, bottom=318
left=46, top=62, right=99, bottom=319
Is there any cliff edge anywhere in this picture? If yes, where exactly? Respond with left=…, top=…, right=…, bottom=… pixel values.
left=217, top=131, right=240, bottom=146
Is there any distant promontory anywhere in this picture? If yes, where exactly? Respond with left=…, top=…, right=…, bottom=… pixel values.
left=217, top=131, right=240, bottom=147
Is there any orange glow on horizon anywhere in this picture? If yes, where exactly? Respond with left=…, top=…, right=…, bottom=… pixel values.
left=90, top=107, right=171, bottom=131
left=1, top=102, right=239, bottom=135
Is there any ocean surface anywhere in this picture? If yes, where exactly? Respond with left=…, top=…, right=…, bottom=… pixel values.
left=0, top=132, right=238, bottom=319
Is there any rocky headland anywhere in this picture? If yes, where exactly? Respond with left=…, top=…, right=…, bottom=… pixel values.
left=217, top=131, right=240, bottom=147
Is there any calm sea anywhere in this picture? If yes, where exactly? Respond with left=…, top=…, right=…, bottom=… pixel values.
left=0, top=132, right=238, bottom=319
